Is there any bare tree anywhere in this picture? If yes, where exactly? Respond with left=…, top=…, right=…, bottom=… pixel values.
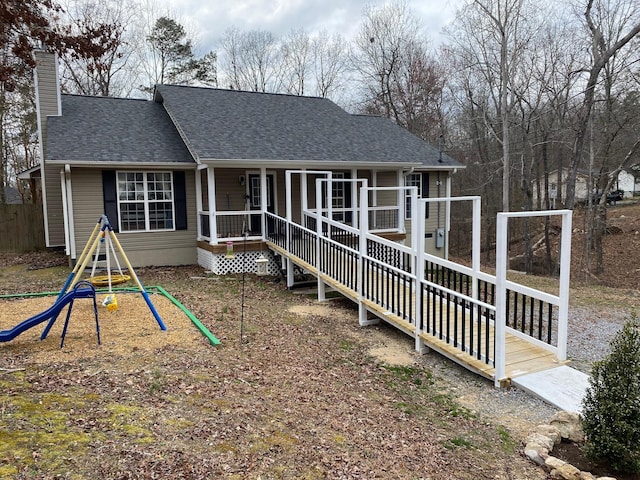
left=448, top=0, right=543, bottom=212
left=219, top=28, right=279, bottom=92
left=311, top=30, right=348, bottom=99
left=280, top=29, right=310, bottom=95
left=564, top=0, right=640, bottom=209
left=58, top=0, right=135, bottom=97
left=352, top=0, right=444, bottom=142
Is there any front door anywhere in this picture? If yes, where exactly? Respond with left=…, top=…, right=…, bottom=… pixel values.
left=248, top=173, right=275, bottom=234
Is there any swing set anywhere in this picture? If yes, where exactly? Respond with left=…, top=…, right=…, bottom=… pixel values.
left=58, top=214, right=166, bottom=331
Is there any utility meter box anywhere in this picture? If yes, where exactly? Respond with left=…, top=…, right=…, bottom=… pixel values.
left=435, top=228, right=445, bottom=249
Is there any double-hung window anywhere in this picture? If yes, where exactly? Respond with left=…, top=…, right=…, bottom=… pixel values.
left=405, top=172, right=429, bottom=219
left=117, top=171, right=175, bottom=232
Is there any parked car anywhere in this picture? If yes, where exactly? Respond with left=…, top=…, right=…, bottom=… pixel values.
left=593, top=189, right=625, bottom=205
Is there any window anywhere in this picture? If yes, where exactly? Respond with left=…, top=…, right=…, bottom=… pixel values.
left=405, top=173, right=420, bottom=219
left=405, top=172, right=429, bottom=220
left=117, top=171, right=174, bottom=232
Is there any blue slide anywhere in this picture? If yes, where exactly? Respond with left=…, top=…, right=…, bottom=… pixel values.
left=0, top=283, right=98, bottom=343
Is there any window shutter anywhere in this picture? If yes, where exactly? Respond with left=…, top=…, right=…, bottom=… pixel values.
left=343, top=171, right=352, bottom=223
left=422, top=172, right=430, bottom=218
left=173, top=171, right=188, bottom=231
left=102, top=170, right=119, bottom=232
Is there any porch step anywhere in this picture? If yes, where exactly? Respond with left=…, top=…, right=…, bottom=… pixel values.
left=511, top=365, right=590, bottom=413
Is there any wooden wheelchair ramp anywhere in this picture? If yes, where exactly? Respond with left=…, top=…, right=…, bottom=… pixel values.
left=268, top=241, right=566, bottom=387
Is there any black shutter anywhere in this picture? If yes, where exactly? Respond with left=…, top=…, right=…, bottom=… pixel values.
left=344, top=171, right=352, bottom=223
left=422, top=172, right=430, bottom=218
left=102, top=170, right=119, bottom=232
left=173, top=170, right=187, bottom=231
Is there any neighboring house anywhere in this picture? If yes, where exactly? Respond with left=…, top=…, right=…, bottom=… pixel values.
left=531, top=168, right=592, bottom=207
left=616, top=168, right=639, bottom=197
left=30, top=50, right=462, bottom=272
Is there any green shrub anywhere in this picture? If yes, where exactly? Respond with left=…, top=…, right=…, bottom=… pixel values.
left=581, top=317, right=640, bottom=473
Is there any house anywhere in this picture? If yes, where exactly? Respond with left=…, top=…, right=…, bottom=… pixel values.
left=616, top=168, right=639, bottom=197
left=30, top=52, right=578, bottom=390
left=31, top=49, right=462, bottom=273
left=531, top=168, right=593, bottom=208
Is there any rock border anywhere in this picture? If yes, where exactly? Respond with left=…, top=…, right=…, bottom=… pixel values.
left=524, top=411, right=617, bottom=480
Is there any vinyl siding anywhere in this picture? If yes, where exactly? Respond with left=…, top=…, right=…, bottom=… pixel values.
left=404, top=171, right=448, bottom=257
left=71, top=168, right=197, bottom=267
left=34, top=51, right=63, bottom=246
left=44, top=164, right=65, bottom=246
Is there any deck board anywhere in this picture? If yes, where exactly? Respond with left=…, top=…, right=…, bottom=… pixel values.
left=268, top=241, right=564, bottom=384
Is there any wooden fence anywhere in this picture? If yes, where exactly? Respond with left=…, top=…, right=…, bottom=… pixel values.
left=0, top=204, right=46, bottom=252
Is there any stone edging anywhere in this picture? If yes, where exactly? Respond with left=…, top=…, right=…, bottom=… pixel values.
left=524, top=411, right=617, bottom=480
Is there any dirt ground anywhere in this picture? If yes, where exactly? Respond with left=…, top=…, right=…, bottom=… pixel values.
left=0, top=202, right=639, bottom=479
left=0, top=260, right=548, bottom=479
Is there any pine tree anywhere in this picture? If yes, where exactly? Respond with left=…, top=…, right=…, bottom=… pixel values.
left=581, top=317, right=640, bottom=473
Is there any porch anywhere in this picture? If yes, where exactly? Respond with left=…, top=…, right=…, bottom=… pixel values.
left=196, top=170, right=572, bottom=387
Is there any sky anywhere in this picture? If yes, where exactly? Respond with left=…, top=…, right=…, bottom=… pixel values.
left=155, top=0, right=463, bottom=54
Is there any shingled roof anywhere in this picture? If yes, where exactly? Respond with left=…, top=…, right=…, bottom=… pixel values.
left=46, top=95, right=193, bottom=164
left=154, top=85, right=460, bottom=168
left=45, top=87, right=461, bottom=169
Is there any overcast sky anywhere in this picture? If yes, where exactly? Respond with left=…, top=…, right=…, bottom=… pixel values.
left=155, top=0, right=463, bottom=54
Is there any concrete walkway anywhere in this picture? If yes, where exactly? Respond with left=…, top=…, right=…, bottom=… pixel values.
left=512, top=365, right=590, bottom=413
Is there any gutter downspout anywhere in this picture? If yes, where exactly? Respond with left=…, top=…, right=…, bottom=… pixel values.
left=60, top=169, right=70, bottom=257
left=63, top=164, right=76, bottom=260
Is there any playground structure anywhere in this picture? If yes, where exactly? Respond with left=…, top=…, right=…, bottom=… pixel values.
left=59, top=214, right=165, bottom=330
left=0, top=215, right=166, bottom=344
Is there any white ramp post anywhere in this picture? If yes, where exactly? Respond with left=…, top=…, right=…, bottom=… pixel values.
left=494, top=213, right=508, bottom=387
left=316, top=178, right=326, bottom=301
left=415, top=194, right=428, bottom=354
left=358, top=185, right=377, bottom=326
left=285, top=171, right=294, bottom=288
left=557, top=210, right=572, bottom=361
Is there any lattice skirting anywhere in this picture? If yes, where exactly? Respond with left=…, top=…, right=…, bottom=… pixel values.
left=197, top=247, right=281, bottom=276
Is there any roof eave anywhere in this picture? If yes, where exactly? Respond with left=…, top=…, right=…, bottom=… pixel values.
left=199, top=158, right=461, bottom=170
left=46, top=160, right=197, bottom=169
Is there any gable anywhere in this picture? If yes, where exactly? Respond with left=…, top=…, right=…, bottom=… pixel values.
left=46, top=95, right=194, bottom=165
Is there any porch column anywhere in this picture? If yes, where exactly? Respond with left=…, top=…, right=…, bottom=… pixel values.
left=195, top=166, right=204, bottom=240
left=260, top=167, right=267, bottom=239
left=301, top=169, right=308, bottom=225
left=371, top=171, right=377, bottom=229
left=351, top=168, right=358, bottom=228
left=397, top=170, right=405, bottom=233
left=207, top=166, right=218, bottom=245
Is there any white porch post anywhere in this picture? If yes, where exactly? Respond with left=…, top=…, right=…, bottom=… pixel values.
left=372, top=171, right=378, bottom=229
left=301, top=170, right=308, bottom=224
left=260, top=167, right=267, bottom=239
left=557, top=210, right=573, bottom=361
left=351, top=168, right=358, bottom=228
left=207, top=166, right=218, bottom=245
left=195, top=166, right=204, bottom=240
left=397, top=170, right=405, bottom=232
left=494, top=213, right=508, bottom=387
